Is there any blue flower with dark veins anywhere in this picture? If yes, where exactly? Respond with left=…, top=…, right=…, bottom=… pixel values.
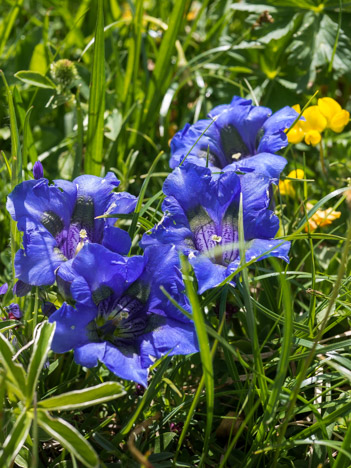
left=7, top=172, right=137, bottom=292
left=141, top=163, right=291, bottom=294
left=170, top=96, right=300, bottom=181
left=50, top=243, right=198, bottom=386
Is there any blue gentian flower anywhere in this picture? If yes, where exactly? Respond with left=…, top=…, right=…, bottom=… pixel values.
left=50, top=243, right=198, bottom=386
left=7, top=172, right=137, bottom=290
left=141, top=163, right=290, bottom=294
left=170, top=96, right=299, bottom=180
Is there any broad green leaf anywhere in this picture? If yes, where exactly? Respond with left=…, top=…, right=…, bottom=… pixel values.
left=0, top=409, right=32, bottom=467
left=85, top=0, right=105, bottom=175
left=0, top=319, right=18, bottom=332
left=38, top=382, right=125, bottom=411
left=0, top=333, right=27, bottom=399
left=14, top=71, right=56, bottom=89
left=38, top=411, right=99, bottom=468
left=29, top=43, right=48, bottom=74
left=26, top=321, right=56, bottom=404
left=287, top=12, right=351, bottom=89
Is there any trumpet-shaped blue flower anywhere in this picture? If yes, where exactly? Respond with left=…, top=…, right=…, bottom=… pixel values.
left=7, top=172, right=137, bottom=291
left=141, top=163, right=290, bottom=294
left=50, top=243, right=198, bottom=386
left=170, top=96, right=299, bottom=180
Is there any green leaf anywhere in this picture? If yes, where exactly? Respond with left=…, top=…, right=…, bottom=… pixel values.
left=0, top=0, right=24, bottom=57
left=26, top=321, right=56, bottom=404
left=0, top=319, right=19, bottom=332
left=38, top=381, right=125, bottom=411
left=85, top=0, right=105, bottom=175
left=0, top=409, right=32, bottom=467
left=29, top=43, right=48, bottom=74
left=38, top=412, right=99, bottom=468
left=0, top=333, right=27, bottom=400
left=14, top=71, right=56, bottom=89
left=287, top=12, right=351, bottom=89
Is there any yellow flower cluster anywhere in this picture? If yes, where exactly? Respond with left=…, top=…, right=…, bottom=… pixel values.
left=279, top=169, right=305, bottom=197
left=305, top=202, right=341, bottom=232
left=287, top=97, right=350, bottom=146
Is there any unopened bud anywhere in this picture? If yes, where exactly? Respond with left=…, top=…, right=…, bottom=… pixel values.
left=33, top=161, right=44, bottom=180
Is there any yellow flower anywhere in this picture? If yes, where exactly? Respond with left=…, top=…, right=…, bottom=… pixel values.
left=279, top=169, right=305, bottom=197
left=305, top=202, right=341, bottom=232
left=286, top=105, right=304, bottom=144
left=299, top=106, right=327, bottom=146
left=318, top=97, right=350, bottom=133
left=287, top=104, right=327, bottom=146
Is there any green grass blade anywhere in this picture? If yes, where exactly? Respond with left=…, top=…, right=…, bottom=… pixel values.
left=174, top=313, right=226, bottom=464
left=0, top=0, right=24, bottom=57
left=142, top=0, right=187, bottom=123
left=128, top=150, right=164, bottom=240
left=73, top=88, right=83, bottom=179
left=180, top=254, right=214, bottom=466
left=115, top=356, right=171, bottom=442
left=85, top=0, right=105, bottom=176
left=1, top=70, right=22, bottom=281
left=238, top=193, right=268, bottom=405
left=261, top=258, right=293, bottom=425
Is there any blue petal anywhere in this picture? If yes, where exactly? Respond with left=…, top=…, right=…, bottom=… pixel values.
left=104, top=192, right=137, bottom=227
left=69, top=243, right=145, bottom=297
left=74, top=342, right=106, bottom=368
left=225, top=152, right=287, bottom=182
left=139, top=314, right=198, bottom=362
left=142, top=245, right=191, bottom=323
left=163, top=163, right=212, bottom=213
left=70, top=172, right=120, bottom=243
left=210, top=101, right=271, bottom=156
left=258, top=107, right=299, bottom=153
left=102, top=226, right=132, bottom=255
left=163, top=162, right=240, bottom=223
left=190, top=254, right=229, bottom=294
left=227, top=238, right=291, bottom=275
left=245, top=238, right=291, bottom=263
left=50, top=303, right=94, bottom=353
left=15, top=218, right=64, bottom=286
left=101, top=342, right=149, bottom=386
left=13, top=280, right=32, bottom=297
left=7, top=178, right=73, bottom=228
left=73, top=172, right=120, bottom=215
left=0, top=283, right=8, bottom=295
left=140, top=198, right=193, bottom=253
left=170, top=119, right=226, bottom=170
left=70, top=276, right=96, bottom=309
